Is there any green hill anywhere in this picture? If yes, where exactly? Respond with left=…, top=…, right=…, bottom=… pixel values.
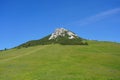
left=17, top=35, right=87, bottom=48
left=0, top=41, right=120, bottom=80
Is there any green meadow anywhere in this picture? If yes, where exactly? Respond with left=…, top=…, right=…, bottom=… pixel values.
left=0, top=41, right=120, bottom=80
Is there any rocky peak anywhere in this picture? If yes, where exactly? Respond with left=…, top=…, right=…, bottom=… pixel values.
left=49, top=28, right=78, bottom=40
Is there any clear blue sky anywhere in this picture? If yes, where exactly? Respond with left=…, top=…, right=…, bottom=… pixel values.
left=0, top=0, right=120, bottom=49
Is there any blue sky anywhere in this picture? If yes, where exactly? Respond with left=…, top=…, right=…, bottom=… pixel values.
left=0, top=0, right=120, bottom=49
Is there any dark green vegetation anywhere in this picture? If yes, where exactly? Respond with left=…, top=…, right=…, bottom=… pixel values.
left=17, top=35, right=88, bottom=48
left=0, top=41, right=120, bottom=80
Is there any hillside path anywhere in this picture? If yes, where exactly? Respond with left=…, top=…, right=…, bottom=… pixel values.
left=0, top=46, right=47, bottom=62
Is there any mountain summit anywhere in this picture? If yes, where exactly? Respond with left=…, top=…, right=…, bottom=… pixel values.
left=17, top=28, right=88, bottom=48
left=49, top=28, right=78, bottom=40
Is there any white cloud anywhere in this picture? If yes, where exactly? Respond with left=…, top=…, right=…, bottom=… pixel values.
left=75, top=8, right=120, bottom=26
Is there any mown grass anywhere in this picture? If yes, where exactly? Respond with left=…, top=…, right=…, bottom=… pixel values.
left=0, top=41, right=120, bottom=80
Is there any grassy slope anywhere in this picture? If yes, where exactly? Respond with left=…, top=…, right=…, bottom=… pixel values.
left=0, top=41, right=120, bottom=80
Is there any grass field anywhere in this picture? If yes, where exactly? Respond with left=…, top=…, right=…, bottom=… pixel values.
left=0, top=41, right=120, bottom=80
